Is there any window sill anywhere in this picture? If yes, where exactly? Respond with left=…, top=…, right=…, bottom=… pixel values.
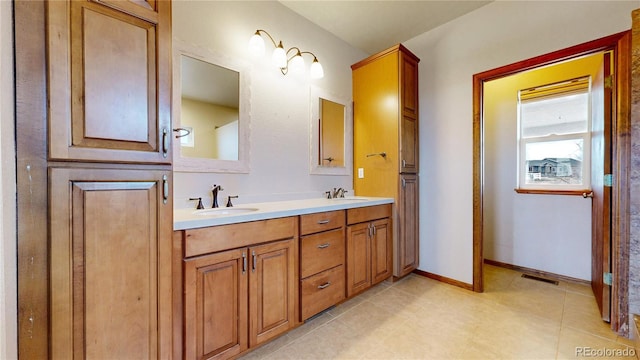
left=514, top=188, right=591, bottom=196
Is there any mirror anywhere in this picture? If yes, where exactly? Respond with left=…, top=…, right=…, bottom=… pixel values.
left=172, top=39, right=251, bottom=173
left=309, top=87, right=352, bottom=176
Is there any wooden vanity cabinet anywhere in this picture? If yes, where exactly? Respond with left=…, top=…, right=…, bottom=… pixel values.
left=179, top=218, right=298, bottom=360
left=346, top=204, right=392, bottom=297
left=299, top=211, right=346, bottom=321
left=352, top=44, right=420, bottom=279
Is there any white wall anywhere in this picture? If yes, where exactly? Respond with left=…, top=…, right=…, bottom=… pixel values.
left=405, top=1, right=637, bottom=284
left=1, top=0, right=17, bottom=358
left=172, top=1, right=367, bottom=209
left=483, top=53, right=604, bottom=281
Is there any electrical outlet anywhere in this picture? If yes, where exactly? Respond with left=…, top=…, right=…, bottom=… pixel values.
left=358, top=168, right=364, bottom=178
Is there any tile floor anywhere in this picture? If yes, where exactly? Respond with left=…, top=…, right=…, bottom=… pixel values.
left=239, top=265, right=637, bottom=360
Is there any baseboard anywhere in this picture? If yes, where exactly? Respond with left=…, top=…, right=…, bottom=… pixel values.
left=484, top=258, right=590, bottom=285
left=633, top=315, right=640, bottom=355
left=412, top=269, right=474, bottom=291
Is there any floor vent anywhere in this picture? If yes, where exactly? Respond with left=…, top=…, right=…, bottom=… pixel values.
left=521, top=274, right=559, bottom=285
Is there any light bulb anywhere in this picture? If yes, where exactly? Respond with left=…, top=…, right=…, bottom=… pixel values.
left=248, top=31, right=265, bottom=56
left=289, top=52, right=305, bottom=75
left=272, top=41, right=287, bottom=68
left=310, top=58, right=324, bottom=79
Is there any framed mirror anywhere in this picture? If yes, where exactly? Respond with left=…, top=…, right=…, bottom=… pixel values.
left=172, top=38, right=251, bottom=173
left=309, top=86, right=352, bottom=175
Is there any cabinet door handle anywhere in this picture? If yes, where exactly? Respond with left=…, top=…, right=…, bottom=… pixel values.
left=162, top=175, right=168, bottom=204
left=252, top=251, right=257, bottom=272
left=317, top=220, right=330, bottom=225
left=367, top=224, right=372, bottom=237
left=317, top=282, right=331, bottom=289
left=402, top=159, right=406, bottom=168
left=402, top=178, right=406, bottom=188
left=317, top=243, right=330, bottom=249
left=372, top=225, right=376, bottom=236
left=162, top=128, right=169, bottom=158
left=242, top=252, right=247, bottom=274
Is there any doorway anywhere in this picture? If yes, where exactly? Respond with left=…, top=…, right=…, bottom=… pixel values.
left=472, top=31, right=631, bottom=334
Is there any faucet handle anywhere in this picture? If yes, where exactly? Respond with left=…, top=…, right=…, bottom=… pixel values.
left=325, top=191, right=332, bottom=199
left=226, top=195, right=238, bottom=207
left=189, top=197, right=204, bottom=210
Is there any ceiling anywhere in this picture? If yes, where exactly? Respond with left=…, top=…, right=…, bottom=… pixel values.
left=279, top=1, right=492, bottom=54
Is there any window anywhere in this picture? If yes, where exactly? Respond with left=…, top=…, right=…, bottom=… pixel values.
left=517, top=77, right=591, bottom=191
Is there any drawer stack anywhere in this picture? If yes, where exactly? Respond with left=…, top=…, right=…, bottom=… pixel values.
left=299, top=211, right=346, bottom=320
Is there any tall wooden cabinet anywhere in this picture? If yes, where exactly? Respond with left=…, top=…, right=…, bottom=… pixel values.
left=16, top=0, right=173, bottom=358
left=352, top=44, right=420, bottom=279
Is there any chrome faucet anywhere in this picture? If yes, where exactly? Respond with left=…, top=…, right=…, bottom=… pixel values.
left=211, top=184, right=224, bottom=208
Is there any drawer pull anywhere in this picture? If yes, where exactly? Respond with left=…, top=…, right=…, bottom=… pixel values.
left=317, top=220, right=330, bottom=225
left=317, top=243, right=330, bottom=249
left=317, top=282, right=331, bottom=289
left=242, top=252, right=247, bottom=274
left=252, top=251, right=257, bottom=272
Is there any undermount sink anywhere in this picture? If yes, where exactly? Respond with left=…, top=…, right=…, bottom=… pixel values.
left=330, top=197, right=369, bottom=201
left=193, top=207, right=259, bottom=216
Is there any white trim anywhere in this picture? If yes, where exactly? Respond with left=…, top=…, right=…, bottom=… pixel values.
left=308, top=86, right=353, bottom=176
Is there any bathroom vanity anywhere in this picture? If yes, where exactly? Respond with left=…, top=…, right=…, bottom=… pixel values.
left=173, top=197, right=393, bottom=360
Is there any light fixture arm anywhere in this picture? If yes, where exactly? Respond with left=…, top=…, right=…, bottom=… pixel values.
left=254, top=29, right=278, bottom=48
left=250, top=29, right=324, bottom=79
left=280, top=47, right=320, bottom=75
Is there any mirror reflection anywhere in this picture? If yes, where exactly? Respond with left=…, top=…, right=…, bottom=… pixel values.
left=309, top=87, right=352, bottom=176
left=180, top=55, right=239, bottom=161
left=318, top=98, right=345, bottom=167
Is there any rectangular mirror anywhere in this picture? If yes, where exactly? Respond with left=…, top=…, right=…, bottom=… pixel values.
left=172, top=38, right=251, bottom=173
left=310, top=86, right=352, bottom=176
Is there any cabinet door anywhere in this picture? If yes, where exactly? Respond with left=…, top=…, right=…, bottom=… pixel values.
left=371, top=218, right=393, bottom=285
left=397, top=174, right=419, bottom=277
left=400, top=115, right=418, bottom=173
left=400, top=51, right=419, bottom=173
left=47, top=0, right=171, bottom=163
left=346, top=222, right=372, bottom=297
left=400, top=51, right=419, bottom=118
left=49, top=167, right=172, bottom=359
left=184, top=249, right=248, bottom=360
left=249, top=239, right=297, bottom=347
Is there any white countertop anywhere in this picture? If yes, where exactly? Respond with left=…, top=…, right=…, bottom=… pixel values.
left=174, top=196, right=394, bottom=230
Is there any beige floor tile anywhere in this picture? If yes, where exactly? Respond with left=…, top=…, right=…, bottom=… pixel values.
left=558, top=280, right=593, bottom=297
left=239, top=265, right=631, bottom=360
left=557, top=326, right=636, bottom=360
left=562, top=292, right=617, bottom=341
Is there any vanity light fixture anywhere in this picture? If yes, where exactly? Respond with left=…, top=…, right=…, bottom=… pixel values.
left=249, top=29, right=324, bottom=79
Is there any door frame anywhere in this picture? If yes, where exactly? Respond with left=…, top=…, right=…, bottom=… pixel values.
left=472, top=31, right=631, bottom=335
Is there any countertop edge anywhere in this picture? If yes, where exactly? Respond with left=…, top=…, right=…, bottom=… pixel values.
left=173, top=197, right=394, bottom=230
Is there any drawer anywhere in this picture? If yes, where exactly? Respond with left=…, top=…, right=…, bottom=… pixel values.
left=183, top=217, right=297, bottom=258
left=301, top=265, right=345, bottom=320
left=346, top=204, right=391, bottom=225
left=300, top=210, right=345, bottom=235
left=300, top=228, right=345, bottom=278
